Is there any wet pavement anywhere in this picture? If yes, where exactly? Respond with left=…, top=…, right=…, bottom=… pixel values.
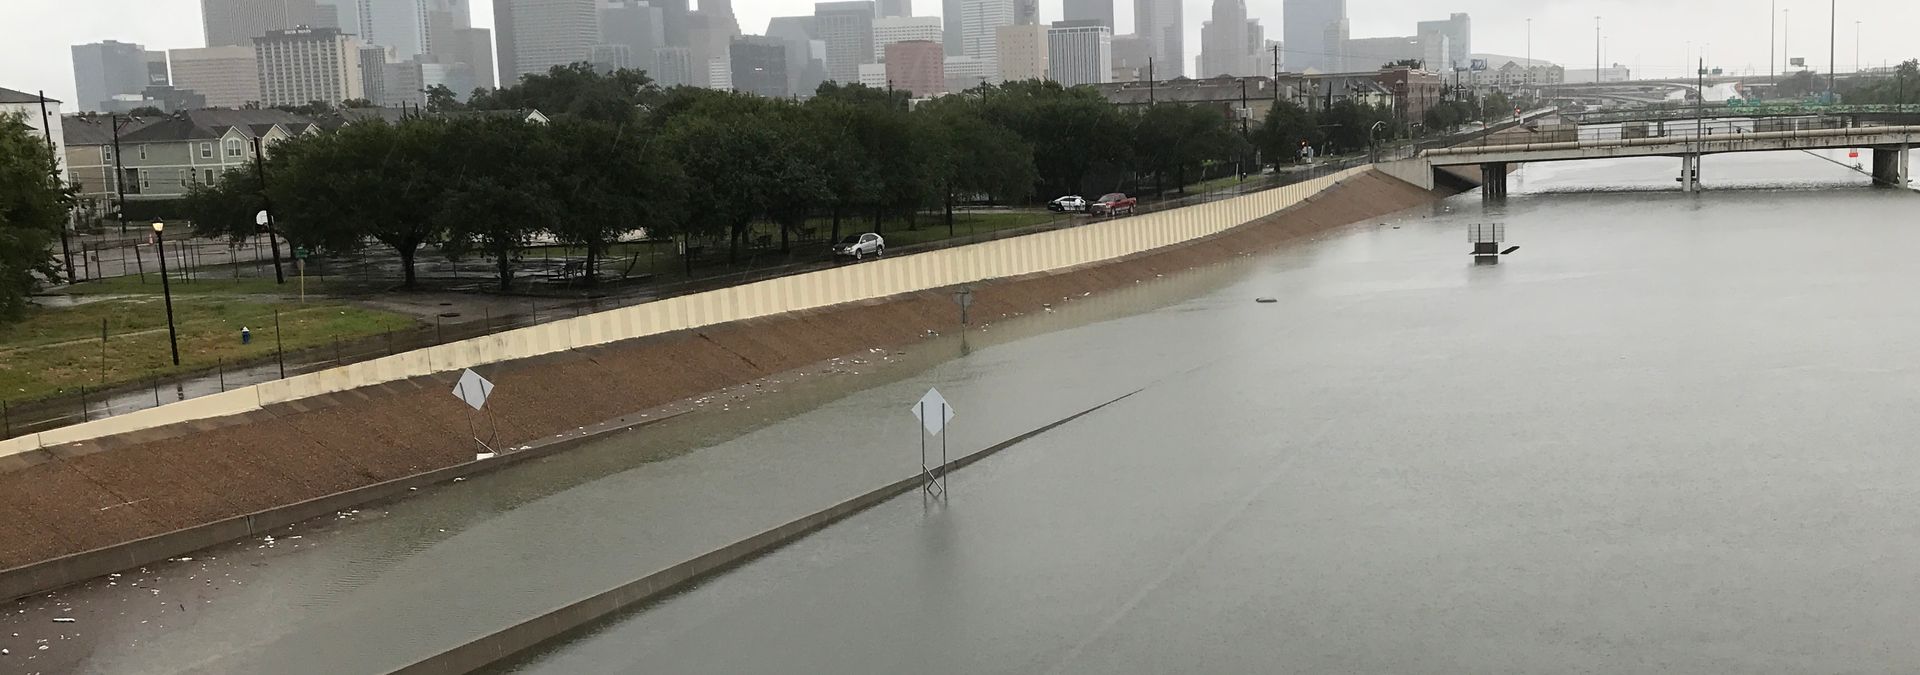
left=493, top=150, right=1920, bottom=673
left=7, top=148, right=1915, bottom=674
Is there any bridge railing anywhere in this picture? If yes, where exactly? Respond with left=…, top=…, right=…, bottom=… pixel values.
left=1568, top=103, right=1920, bottom=125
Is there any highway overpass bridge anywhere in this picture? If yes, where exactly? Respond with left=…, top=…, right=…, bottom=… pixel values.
left=1381, top=124, right=1917, bottom=196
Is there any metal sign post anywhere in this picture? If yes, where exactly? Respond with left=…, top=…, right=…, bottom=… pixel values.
left=453, top=368, right=499, bottom=458
left=953, top=287, right=975, bottom=326
left=912, top=388, right=956, bottom=496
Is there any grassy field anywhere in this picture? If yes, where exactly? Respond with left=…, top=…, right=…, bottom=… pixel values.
left=0, top=296, right=418, bottom=402
left=65, top=271, right=361, bottom=297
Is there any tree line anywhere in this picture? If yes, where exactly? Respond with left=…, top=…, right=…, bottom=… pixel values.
left=0, top=114, right=72, bottom=319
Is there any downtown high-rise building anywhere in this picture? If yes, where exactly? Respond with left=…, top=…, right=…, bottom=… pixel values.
left=1062, top=0, right=1112, bottom=29
left=1416, top=13, right=1470, bottom=70
left=876, top=0, right=912, bottom=18
left=1197, top=0, right=1249, bottom=77
left=1046, top=20, right=1111, bottom=87
left=767, top=15, right=830, bottom=96
left=883, top=40, right=944, bottom=96
left=1013, top=0, right=1038, bottom=26
left=730, top=36, right=788, bottom=97
left=169, top=46, right=262, bottom=108
left=254, top=27, right=366, bottom=106
left=872, top=16, right=943, bottom=62
left=942, top=0, right=965, bottom=56
left=959, top=0, right=1014, bottom=80
left=70, top=41, right=169, bottom=112
left=493, top=0, right=600, bottom=83
left=1133, top=0, right=1182, bottom=77
left=1282, top=0, right=1344, bottom=72
left=203, top=0, right=324, bottom=48
left=600, top=0, right=667, bottom=74
left=995, top=23, right=1046, bottom=82
left=813, top=1, right=875, bottom=84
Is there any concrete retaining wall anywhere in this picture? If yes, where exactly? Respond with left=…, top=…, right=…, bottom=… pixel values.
left=0, top=168, right=1365, bottom=459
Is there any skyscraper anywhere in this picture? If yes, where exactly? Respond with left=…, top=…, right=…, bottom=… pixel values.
left=877, top=0, right=912, bottom=19
left=1013, top=0, right=1038, bottom=26
left=1415, top=13, right=1470, bottom=70
left=883, top=40, right=943, bottom=96
left=170, top=46, right=263, bottom=108
left=1046, top=20, right=1111, bottom=87
left=767, top=16, right=828, bottom=95
left=493, top=0, right=600, bottom=82
left=600, top=0, right=667, bottom=75
left=995, top=24, right=1046, bottom=81
left=685, top=11, right=739, bottom=88
left=1282, top=0, right=1344, bottom=72
left=942, top=0, right=965, bottom=56
left=448, top=27, right=497, bottom=88
left=71, top=41, right=168, bottom=113
left=654, top=46, right=694, bottom=86
left=872, top=16, right=943, bottom=62
left=1197, top=0, right=1249, bottom=77
left=254, top=27, right=366, bottom=106
left=1133, top=0, right=1183, bottom=77
left=203, top=0, right=324, bottom=48
left=813, top=1, right=875, bottom=84
left=960, top=0, right=1015, bottom=80
left=1062, top=0, right=1112, bottom=29
left=730, top=36, right=789, bottom=97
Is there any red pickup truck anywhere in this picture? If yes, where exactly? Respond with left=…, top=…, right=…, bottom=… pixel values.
left=1089, top=192, right=1137, bottom=216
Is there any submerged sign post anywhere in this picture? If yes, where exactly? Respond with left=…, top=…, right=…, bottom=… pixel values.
left=454, top=368, right=499, bottom=458
left=912, top=387, right=956, bottom=495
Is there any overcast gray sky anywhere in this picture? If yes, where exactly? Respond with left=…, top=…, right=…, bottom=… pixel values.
left=4, top=0, right=1915, bottom=107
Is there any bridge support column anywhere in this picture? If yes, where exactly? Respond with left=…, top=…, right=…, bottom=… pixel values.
left=1680, top=155, right=1701, bottom=192
left=1872, top=145, right=1909, bottom=187
left=1480, top=163, right=1509, bottom=200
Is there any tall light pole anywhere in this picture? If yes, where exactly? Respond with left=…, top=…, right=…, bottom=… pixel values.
left=1526, top=18, right=1532, bottom=92
left=1595, top=16, right=1603, bottom=83
left=1784, top=8, right=1791, bottom=74
left=1827, top=0, right=1836, bottom=98
left=1854, top=21, right=1860, bottom=73
left=152, top=220, right=180, bottom=367
left=1771, top=0, right=1777, bottom=84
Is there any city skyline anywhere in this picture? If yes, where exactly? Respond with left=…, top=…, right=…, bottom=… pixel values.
left=7, top=0, right=1920, bottom=106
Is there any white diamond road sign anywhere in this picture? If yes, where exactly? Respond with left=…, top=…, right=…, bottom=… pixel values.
left=911, top=387, right=956, bottom=435
left=453, top=369, right=494, bottom=411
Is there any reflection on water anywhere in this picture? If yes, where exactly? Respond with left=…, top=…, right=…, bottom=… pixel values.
left=497, top=150, right=1920, bottom=674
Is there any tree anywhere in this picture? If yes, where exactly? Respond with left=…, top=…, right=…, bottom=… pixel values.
left=423, top=85, right=467, bottom=113
left=1255, top=100, right=1319, bottom=167
left=547, top=117, right=687, bottom=279
left=437, top=116, right=558, bottom=291
left=1384, top=59, right=1424, bottom=70
left=1131, top=104, right=1237, bottom=195
left=0, top=114, right=71, bottom=318
left=470, top=63, right=654, bottom=126
left=125, top=106, right=166, bottom=117
left=180, top=166, right=263, bottom=242
left=924, top=105, right=1037, bottom=227
left=268, top=119, right=451, bottom=286
left=976, top=80, right=1131, bottom=197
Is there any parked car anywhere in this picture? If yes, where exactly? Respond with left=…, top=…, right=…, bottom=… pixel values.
left=1089, top=193, right=1137, bottom=216
left=1048, top=195, right=1087, bottom=212
left=832, top=233, right=886, bottom=260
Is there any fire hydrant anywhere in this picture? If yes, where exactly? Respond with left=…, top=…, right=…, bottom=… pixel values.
left=241, top=326, right=252, bottom=345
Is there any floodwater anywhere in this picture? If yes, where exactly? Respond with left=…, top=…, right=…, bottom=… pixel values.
left=4, top=148, right=1914, bottom=674
left=495, top=149, right=1920, bottom=674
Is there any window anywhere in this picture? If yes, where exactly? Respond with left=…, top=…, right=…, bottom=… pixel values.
left=139, top=171, right=149, bottom=190
left=225, top=138, right=244, bottom=158
left=138, top=145, right=147, bottom=160
left=204, top=169, right=215, bottom=184
left=102, top=146, right=113, bottom=162
left=200, top=142, right=213, bottom=159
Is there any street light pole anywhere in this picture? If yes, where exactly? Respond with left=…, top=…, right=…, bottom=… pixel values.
left=252, top=136, right=286, bottom=284
left=1771, top=0, right=1777, bottom=85
left=1595, top=16, right=1602, bottom=84
left=1827, top=0, right=1837, bottom=98
left=152, top=220, right=180, bottom=367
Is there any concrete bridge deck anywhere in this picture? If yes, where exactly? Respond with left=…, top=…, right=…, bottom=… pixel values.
left=1382, top=124, right=1918, bottom=194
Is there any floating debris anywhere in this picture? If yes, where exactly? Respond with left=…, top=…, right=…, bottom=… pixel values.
left=1255, top=298, right=1278, bottom=304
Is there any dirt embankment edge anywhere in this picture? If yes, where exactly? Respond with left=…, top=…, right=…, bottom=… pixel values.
left=0, top=170, right=1444, bottom=603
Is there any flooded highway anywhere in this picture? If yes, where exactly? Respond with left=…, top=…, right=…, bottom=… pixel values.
left=494, top=150, right=1920, bottom=674
left=4, top=148, right=1913, bottom=674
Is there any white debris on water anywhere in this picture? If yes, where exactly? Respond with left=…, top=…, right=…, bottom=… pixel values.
left=51, top=618, right=74, bottom=623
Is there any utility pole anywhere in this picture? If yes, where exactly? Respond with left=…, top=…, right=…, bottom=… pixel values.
left=1272, top=44, right=1280, bottom=103
left=1148, top=57, right=1156, bottom=104
left=110, top=114, right=128, bottom=235
left=37, top=91, right=73, bottom=282
left=1854, top=21, right=1860, bottom=74
left=252, top=137, right=286, bottom=284
left=1827, top=0, right=1836, bottom=99
left=1771, top=0, right=1777, bottom=85
left=1595, top=16, right=1602, bottom=85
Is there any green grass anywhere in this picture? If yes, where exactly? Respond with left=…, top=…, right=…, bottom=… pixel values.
left=0, top=296, right=418, bottom=401
left=873, top=212, right=1063, bottom=247
left=65, top=270, right=361, bottom=297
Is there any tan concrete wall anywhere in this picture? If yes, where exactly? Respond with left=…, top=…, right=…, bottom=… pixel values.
left=2, top=167, right=1367, bottom=458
